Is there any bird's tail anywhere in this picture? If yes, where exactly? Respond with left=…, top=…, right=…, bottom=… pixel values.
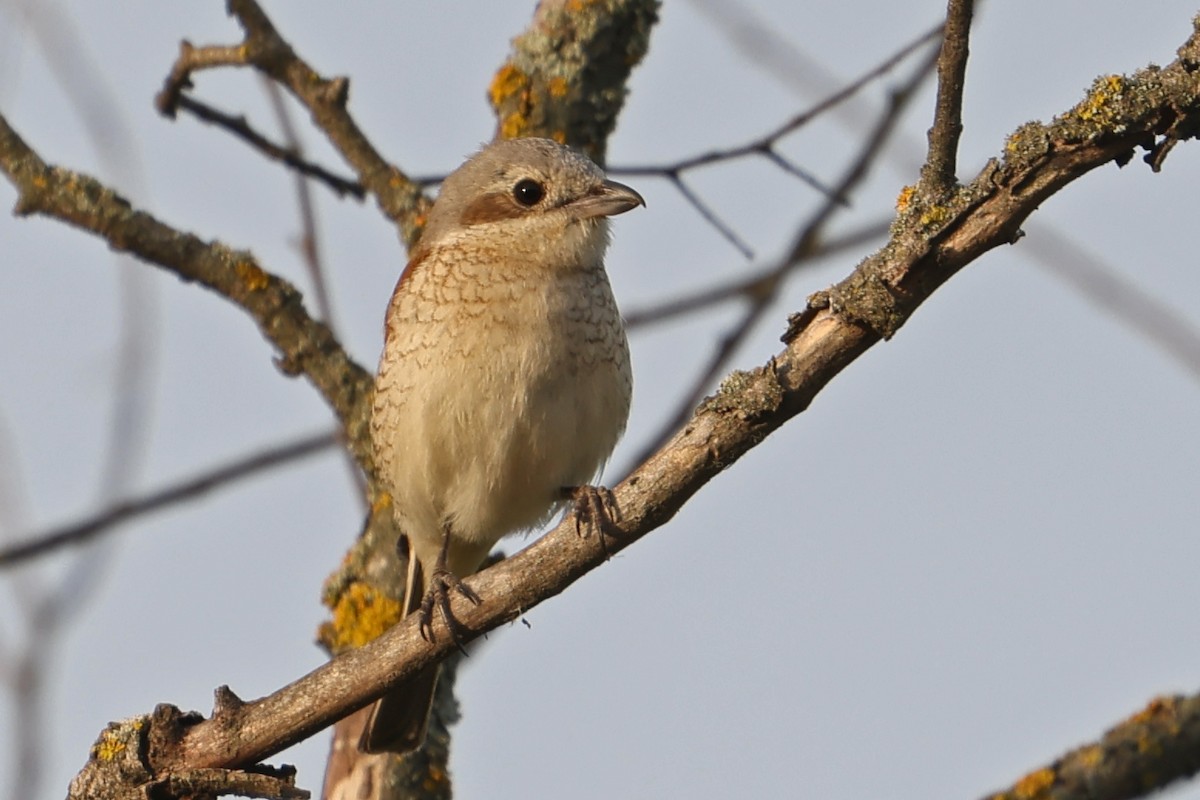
left=358, top=544, right=438, bottom=754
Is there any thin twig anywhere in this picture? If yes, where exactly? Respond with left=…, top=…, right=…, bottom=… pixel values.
left=0, top=6, right=163, bottom=799
left=262, top=79, right=338, bottom=326
left=0, top=431, right=339, bottom=568
left=670, top=172, right=755, bottom=259
left=1026, top=225, right=1200, bottom=383
left=156, top=0, right=429, bottom=248
left=177, top=94, right=364, bottom=199
left=605, top=21, right=940, bottom=261
left=261, top=80, right=368, bottom=504
left=627, top=43, right=942, bottom=470
left=0, top=113, right=376, bottom=468
left=921, top=0, right=974, bottom=190
left=625, top=217, right=890, bottom=330
left=608, top=21, right=942, bottom=181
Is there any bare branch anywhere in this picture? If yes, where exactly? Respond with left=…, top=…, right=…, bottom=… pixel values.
left=980, top=695, right=1200, bottom=800
left=607, top=22, right=941, bottom=251
left=669, top=171, right=755, bottom=259
left=1026, top=225, right=1200, bottom=383
left=612, top=20, right=941, bottom=179
left=0, top=431, right=338, bottom=567
left=0, top=116, right=375, bottom=468
left=629, top=43, right=940, bottom=467
left=624, top=217, right=891, bottom=329
left=156, top=0, right=429, bottom=248
left=262, top=79, right=337, bottom=327
left=175, top=94, right=364, bottom=200
left=921, top=0, right=974, bottom=190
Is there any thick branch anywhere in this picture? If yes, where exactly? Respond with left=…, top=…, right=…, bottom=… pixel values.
left=981, top=695, right=1200, bottom=800
left=0, top=116, right=376, bottom=469
left=112, top=17, right=1200, bottom=779
left=488, top=0, right=660, bottom=163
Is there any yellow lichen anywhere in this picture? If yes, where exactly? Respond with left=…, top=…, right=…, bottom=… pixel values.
left=1076, top=74, right=1125, bottom=124
left=489, top=64, right=528, bottom=107
left=1077, top=744, right=1103, bottom=767
left=1129, top=695, right=1171, bottom=724
left=500, top=112, right=528, bottom=140
left=93, top=730, right=127, bottom=761
left=326, top=581, right=403, bottom=650
left=918, top=205, right=950, bottom=228
left=234, top=260, right=269, bottom=292
left=547, top=76, right=569, bottom=98
left=1013, top=767, right=1055, bottom=799
left=895, top=184, right=915, bottom=212
left=550, top=130, right=567, bottom=144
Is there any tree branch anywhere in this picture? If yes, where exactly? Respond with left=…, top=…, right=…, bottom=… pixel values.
left=921, top=0, right=974, bottom=190
left=156, top=0, right=430, bottom=248
left=0, top=431, right=338, bottom=567
left=487, top=0, right=660, bottom=163
left=0, top=115, right=376, bottom=469
left=628, top=40, right=940, bottom=468
left=980, top=695, right=1200, bottom=800
left=174, top=94, right=364, bottom=200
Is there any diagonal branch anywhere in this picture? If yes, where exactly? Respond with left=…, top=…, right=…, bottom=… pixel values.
left=1025, top=224, right=1200, bottom=383
left=0, top=115, right=376, bottom=470
left=174, top=94, right=364, bottom=200
left=0, top=431, right=338, bottom=568
left=980, top=695, right=1200, bottom=800
left=624, top=217, right=891, bottom=329
left=629, top=41, right=941, bottom=468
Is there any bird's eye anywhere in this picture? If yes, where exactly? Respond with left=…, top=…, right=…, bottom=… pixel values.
left=512, top=179, right=545, bottom=207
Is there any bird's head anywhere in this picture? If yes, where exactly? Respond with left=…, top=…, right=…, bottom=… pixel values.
left=419, top=137, right=644, bottom=269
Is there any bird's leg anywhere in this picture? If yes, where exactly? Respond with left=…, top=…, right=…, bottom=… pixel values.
left=418, top=524, right=482, bottom=649
left=561, top=485, right=622, bottom=557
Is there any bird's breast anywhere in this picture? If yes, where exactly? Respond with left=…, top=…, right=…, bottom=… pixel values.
left=373, top=254, right=631, bottom=550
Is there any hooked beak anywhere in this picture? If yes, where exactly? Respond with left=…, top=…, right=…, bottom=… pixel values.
left=569, top=179, right=646, bottom=219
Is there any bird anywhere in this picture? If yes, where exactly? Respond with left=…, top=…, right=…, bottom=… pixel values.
left=362, top=136, right=644, bottom=754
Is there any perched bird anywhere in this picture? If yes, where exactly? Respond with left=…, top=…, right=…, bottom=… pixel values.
left=363, top=137, right=644, bottom=753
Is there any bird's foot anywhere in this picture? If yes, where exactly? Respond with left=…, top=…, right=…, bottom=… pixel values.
left=562, top=485, right=622, bottom=556
left=418, top=568, right=481, bottom=651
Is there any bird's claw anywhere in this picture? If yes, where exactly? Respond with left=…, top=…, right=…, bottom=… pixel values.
left=418, top=568, right=481, bottom=652
left=562, top=485, right=621, bottom=557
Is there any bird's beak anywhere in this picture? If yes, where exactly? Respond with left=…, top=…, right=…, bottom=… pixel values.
left=570, top=179, right=646, bottom=219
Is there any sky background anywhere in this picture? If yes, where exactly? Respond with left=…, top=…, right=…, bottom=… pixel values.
left=3, top=2, right=1200, bottom=799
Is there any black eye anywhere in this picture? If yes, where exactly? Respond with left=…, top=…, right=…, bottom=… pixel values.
left=512, top=179, right=545, bottom=207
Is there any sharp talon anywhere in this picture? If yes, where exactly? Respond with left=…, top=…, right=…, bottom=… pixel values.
left=417, top=566, right=480, bottom=649
left=563, top=485, right=620, bottom=558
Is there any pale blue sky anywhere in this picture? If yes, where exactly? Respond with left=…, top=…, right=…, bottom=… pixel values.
left=3, top=2, right=1200, bottom=798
